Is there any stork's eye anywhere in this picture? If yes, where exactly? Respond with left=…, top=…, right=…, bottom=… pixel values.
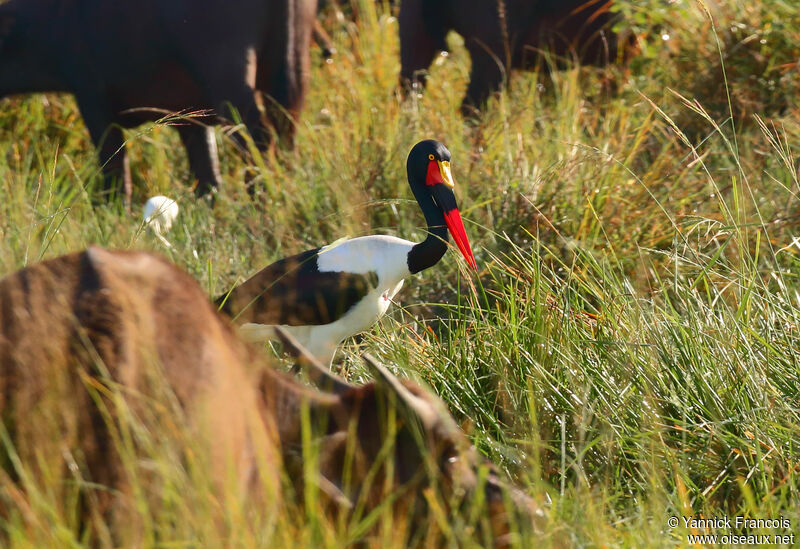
left=428, top=154, right=435, bottom=161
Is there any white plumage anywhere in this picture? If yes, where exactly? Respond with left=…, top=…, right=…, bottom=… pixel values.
left=142, top=195, right=179, bottom=247
left=239, top=235, right=412, bottom=364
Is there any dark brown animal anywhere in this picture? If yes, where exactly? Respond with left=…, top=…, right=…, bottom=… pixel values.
left=0, top=248, right=539, bottom=544
left=0, top=247, right=282, bottom=537
left=274, top=327, right=542, bottom=542
left=399, top=0, right=633, bottom=112
left=0, top=0, right=317, bottom=202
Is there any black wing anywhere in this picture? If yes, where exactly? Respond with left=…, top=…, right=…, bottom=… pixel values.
left=216, top=248, right=379, bottom=326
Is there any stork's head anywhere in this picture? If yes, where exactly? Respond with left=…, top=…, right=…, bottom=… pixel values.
left=406, top=140, right=477, bottom=270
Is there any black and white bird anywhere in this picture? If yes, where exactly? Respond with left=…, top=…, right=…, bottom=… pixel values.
left=216, top=140, right=476, bottom=365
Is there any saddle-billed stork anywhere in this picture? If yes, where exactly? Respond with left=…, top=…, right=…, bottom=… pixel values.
left=216, top=140, right=476, bottom=365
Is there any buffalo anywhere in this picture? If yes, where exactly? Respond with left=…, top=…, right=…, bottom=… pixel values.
left=0, top=0, right=318, bottom=202
left=399, top=0, right=634, bottom=112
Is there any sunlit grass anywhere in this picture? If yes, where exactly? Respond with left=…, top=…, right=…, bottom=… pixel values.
left=1, top=0, right=799, bottom=545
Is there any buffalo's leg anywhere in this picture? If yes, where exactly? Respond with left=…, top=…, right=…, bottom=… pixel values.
left=75, top=95, right=132, bottom=206
left=177, top=124, right=222, bottom=197
left=398, top=0, right=446, bottom=93
left=212, top=87, right=267, bottom=198
left=189, top=46, right=272, bottom=153
left=256, top=61, right=299, bottom=147
left=219, top=85, right=271, bottom=198
left=312, top=20, right=335, bottom=60
left=188, top=49, right=274, bottom=199
left=462, top=46, right=506, bottom=115
left=256, top=0, right=315, bottom=147
left=215, top=85, right=271, bottom=154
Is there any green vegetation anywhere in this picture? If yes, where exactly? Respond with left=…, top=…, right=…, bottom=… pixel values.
left=1, top=0, right=799, bottom=546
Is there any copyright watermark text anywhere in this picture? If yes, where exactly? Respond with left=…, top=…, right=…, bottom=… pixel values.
left=667, top=515, right=794, bottom=545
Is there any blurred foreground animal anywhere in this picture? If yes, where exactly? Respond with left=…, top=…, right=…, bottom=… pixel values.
left=275, top=326, right=542, bottom=544
left=0, top=248, right=538, bottom=544
left=399, top=0, right=635, bottom=111
left=216, top=140, right=476, bottom=366
left=0, top=0, right=317, bottom=202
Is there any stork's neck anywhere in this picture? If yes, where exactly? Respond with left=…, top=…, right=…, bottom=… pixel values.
left=407, top=194, right=448, bottom=275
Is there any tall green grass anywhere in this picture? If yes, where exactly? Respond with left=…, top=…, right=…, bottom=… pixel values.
left=0, top=0, right=798, bottom=545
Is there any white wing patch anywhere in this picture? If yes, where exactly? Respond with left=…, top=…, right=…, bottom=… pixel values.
left=316, top=235, right=414, bottom=284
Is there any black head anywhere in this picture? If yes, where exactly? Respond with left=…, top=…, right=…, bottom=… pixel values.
left=406, top=139, right=452, bottom=183
left=405, top=140, right=476, bottom=271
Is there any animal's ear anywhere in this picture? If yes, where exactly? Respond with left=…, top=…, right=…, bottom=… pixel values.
left=361, top=353, right=437, bottom=428
left=86, top=246, right=111, bottom=267
left=273, top=326, right=355, bottom=395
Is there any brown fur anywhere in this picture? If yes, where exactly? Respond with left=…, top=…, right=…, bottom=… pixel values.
left=0, top=248, right=539, bottom=544
left=0, top=248, right=281, bottom=536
